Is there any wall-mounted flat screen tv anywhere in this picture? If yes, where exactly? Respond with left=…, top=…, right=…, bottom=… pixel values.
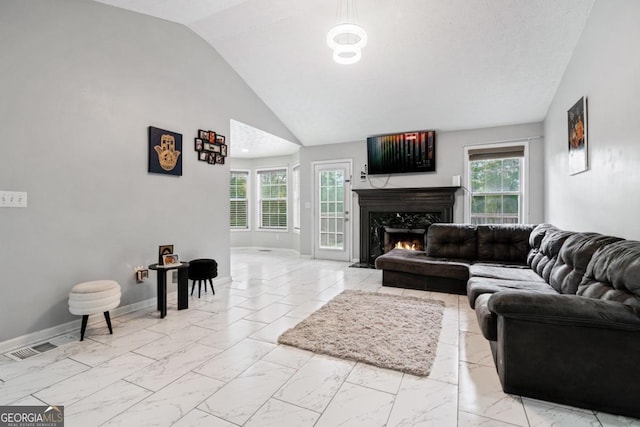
left=367, top=130, right=436, bottom=175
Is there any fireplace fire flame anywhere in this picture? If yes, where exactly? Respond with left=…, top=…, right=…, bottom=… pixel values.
left=394, top=241, right=419, bottom=251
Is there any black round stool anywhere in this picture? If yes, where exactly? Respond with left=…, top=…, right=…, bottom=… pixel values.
left=188, top=259, right=217, bottom=298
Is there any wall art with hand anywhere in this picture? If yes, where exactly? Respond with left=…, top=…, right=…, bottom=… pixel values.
left=149, top=126, right=182, bottom=176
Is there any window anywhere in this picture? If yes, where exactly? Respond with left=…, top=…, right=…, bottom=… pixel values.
left=467, top=145, right=525, bottom=224
left=230, top=171, right=249, bottom=229
left=257, top=169, right=287, bottom=229
left=293, top=165, right=300, bottom=231
left=319, top=169, right=345, bottom=249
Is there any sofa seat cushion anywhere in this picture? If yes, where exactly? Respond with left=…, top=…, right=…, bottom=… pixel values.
left=474, top=293, right=497, bottom=341
left=467, top=277, right=558, bottom=308
left=469, top=263, right=545, bottom=283
left=375, top=248, right=470, bottom=281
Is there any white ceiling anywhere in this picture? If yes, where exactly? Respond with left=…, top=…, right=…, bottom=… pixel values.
left=230, top=119, right=300, bottom=158
left=95, top=0, right=594, bottom=147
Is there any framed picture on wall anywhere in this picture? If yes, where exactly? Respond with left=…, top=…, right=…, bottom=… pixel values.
left=194, top=128, right=225, bottom=167
left=149, top=127, right=182, bottom=176
left=204, top=142, right=221, bottom=153
left=568, top=96, right=588, bottom=175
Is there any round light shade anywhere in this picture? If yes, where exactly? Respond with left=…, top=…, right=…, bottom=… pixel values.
left=327, top=23, right=368, bottom=50
left=327, top=23, right=367, bottom=64
left=333, top=46, right=362, bottom=65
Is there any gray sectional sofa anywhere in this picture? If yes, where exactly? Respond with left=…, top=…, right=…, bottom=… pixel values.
left=375, top=223, right=640, bottom=418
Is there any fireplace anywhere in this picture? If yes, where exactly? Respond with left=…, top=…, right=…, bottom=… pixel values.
left=353, top=187, right=459, bottom=266
left=369, top=212, right=438, bottom=263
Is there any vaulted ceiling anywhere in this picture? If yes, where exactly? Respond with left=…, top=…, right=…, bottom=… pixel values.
left=95, top=0, right=594, bottom=146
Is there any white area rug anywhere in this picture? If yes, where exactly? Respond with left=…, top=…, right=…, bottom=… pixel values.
left=278, top=290, right=444, bottom=376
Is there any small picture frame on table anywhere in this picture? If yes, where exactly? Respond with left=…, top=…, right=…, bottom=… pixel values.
left=162, top=253, right=180, bottom=267
left=158, top=245, right=174, bottom=265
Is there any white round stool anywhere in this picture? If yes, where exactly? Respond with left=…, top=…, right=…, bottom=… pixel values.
left=68, top=280, right=121, bottom=341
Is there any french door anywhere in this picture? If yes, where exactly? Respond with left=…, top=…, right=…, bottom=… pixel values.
left=313, top=161, right=352, bottom=261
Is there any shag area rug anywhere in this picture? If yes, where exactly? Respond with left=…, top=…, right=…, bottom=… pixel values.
left=278, top=290, right=444, bottom=376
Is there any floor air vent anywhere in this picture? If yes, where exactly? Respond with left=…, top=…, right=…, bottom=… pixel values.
left=7, top=341, right=58, bottom=361
left=258, top=249, right=272, bottom=252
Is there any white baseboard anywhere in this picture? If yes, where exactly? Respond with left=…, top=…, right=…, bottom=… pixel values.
left=0, top=275, right=232, bottom=355
left=0, top=297, right=157, bottom=355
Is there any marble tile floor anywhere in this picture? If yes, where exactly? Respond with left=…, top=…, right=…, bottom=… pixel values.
left=1, top=248, right=639, bottom=426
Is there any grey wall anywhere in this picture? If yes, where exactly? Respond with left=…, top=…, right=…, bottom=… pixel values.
left=0, top=0, right=297, bottom=342
left=229, top=152, right=300, bottom=251
left=544, top=0, right=640, bottom=239
left=299, top=122, right=545, bottom=257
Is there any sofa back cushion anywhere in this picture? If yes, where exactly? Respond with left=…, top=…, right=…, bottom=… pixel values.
left=526, top=224, right=558, bottom=266
left=548, top=233, right=623, bottom=295
left=426, top=224, right=477, bottom=260
left=477, top=224, right=534, bottom=263
left=578, top=240, right=640, bottom=308
left=529, top=229, right=575, bottom=282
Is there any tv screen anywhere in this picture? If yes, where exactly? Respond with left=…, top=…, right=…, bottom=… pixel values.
left=367, top=130, right=436, bottom=175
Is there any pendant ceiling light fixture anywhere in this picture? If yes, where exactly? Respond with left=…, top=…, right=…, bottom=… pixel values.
left=327, top=0, right=367, bottom=65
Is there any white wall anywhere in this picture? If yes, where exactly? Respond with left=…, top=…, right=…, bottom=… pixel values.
left=544, top=0, right=640, bottom=239
left=229, top=153, right=300, bottom=251
left=0, top=0, right=297, bottom=342
left=299, top=122, right=545, bottom=257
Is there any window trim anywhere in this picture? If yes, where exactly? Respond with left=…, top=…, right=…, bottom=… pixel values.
left=230, top=169, right=251, bottom=232
left=255, top=167, right=289, bottom=232
left=463, top=140, right=530, bottom=224
left=292, top=163, right=300, bottom=234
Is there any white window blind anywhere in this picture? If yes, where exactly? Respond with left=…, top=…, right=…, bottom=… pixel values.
left=230, top=171, right=248, bottom=229
left=258, top=169, right=287, bottom=229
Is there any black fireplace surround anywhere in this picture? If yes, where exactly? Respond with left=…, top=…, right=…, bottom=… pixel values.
left=353, top=187, right=459, bottom=265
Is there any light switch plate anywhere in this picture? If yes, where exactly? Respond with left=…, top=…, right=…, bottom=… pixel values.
left=0, top=191, right=27, bottom=208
